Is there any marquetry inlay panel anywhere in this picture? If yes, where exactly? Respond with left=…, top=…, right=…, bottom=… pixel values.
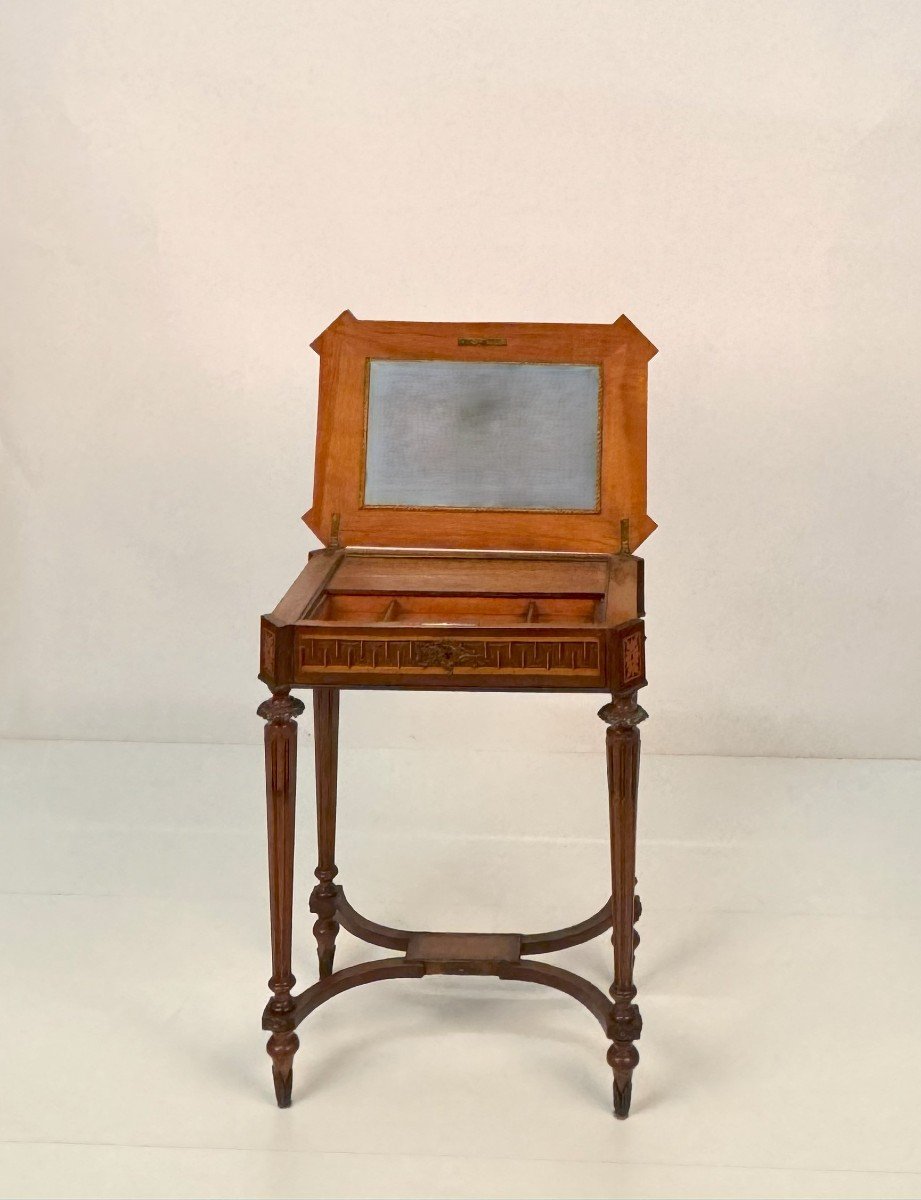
left=295, top=634, right=602, bottom=676
left=261, top=626, right=277, bottom=675
left=622, top=630, right=643, bottom=682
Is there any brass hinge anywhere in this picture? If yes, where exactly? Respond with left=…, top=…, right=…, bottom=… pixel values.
left=619, top=518, right=630, bottom=555
left=329, top=512, right=341, bottom=549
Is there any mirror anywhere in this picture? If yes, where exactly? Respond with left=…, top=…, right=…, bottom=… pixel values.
left=363, top=360, right=601, bottom=510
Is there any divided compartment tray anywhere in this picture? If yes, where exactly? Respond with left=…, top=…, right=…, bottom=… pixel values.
left=302, top=592, right=602, bottom=627
left=260, top=549, right=645, bottom=693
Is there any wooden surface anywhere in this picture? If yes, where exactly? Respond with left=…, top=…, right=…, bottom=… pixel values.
left=302, top=312, right=656, bottom=553
left=328, top=551, right=610, bottom=597
left=406, top=932, right=522, bottom=974
left=260, top=549, right=644, bottom=694
left=256, top=315, right=655, bottom=1119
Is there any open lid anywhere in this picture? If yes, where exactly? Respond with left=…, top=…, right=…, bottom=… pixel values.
left=304, top=312, right=657, bottom=553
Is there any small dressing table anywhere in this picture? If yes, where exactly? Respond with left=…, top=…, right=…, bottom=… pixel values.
left=257, top=311, right=656, bottom=1118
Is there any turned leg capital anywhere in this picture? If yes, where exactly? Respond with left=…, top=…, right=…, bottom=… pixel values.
left=258, top=689, right=306, bottom=725
left=598, top=690, right=648, bottom=731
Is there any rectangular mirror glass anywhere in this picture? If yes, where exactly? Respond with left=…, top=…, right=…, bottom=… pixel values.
left=363, top=360, right=601, bottom=510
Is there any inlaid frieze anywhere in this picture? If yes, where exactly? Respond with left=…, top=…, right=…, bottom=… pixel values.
left=295, top=634, right=602, bottom=676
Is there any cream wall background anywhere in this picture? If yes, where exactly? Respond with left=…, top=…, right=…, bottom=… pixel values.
left=2, top=0, right=920, bottom=757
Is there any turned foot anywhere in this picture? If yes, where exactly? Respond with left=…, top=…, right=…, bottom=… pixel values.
left=613, top=1075, right=633, bottom=1119
left=267, top=1031, right=299, bottom=1108
left=607, top=1035, right=640, bottom=1119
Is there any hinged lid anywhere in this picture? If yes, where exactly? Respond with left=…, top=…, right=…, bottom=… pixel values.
left=304, top=312, right=657, bottom=553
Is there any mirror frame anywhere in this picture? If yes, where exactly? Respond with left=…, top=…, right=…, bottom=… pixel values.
left=303, top=311, right=657, bottom=553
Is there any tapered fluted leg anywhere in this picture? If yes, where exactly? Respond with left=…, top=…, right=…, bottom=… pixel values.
left=309, top=687, right=340, bottom=978
left=599, top=690, right=647, bottom=1119
left=258, top=688, right=305, bottom=1108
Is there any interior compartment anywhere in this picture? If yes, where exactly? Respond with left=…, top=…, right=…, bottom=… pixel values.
left=326, top=553, right=609, bottom=597
left=302, top=592, right=601, bottom=626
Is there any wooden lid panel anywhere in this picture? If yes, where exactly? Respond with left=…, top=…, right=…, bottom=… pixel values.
left=304, top=313, right=656, bottom=554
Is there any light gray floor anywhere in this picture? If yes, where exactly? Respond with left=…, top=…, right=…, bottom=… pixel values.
left=1, top=738, right=919, bottom=1199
